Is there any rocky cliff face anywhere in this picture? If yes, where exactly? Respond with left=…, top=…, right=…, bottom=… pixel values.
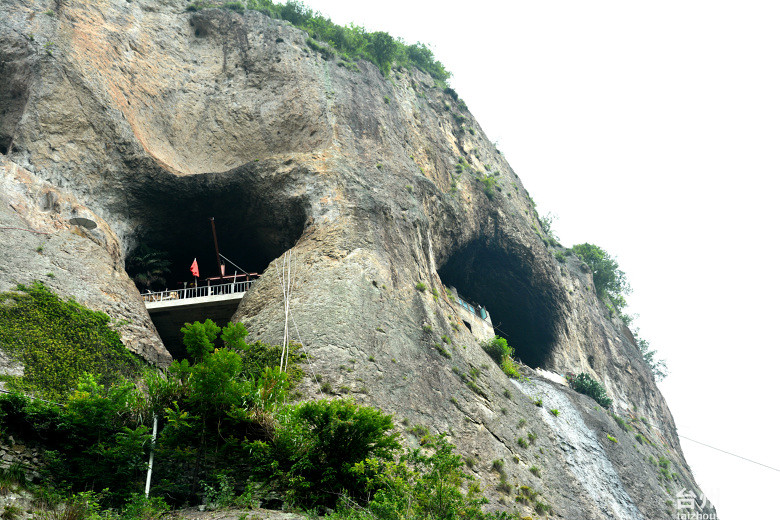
left=0, top=1, right=714, bottom=518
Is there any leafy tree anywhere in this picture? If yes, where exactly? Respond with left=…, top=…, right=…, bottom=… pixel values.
left=566, top=372, right=612, bottom=409
left=369, top=31, right=397, bottom=74
left=539, top=212, right=558, bottom=240
left=402, top=42, right=450, bottom=81
left=635, top=334, right=668, bottom=381
left=259, top=399, right=399, bottom=510
left=279, top=0, right=312, bottom=26
left=482, top=336, right=512, bottom=365
left=181, top=319, right=221, bottom=362
left=126, top=244, right=171, bottom=291
left=242, top=0, right=451, bottom=83
left=221, top=321, right=249, bottom=350
left=572, top=243, right=630, bottom=315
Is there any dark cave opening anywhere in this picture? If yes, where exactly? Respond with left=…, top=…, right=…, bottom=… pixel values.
left=125, top=169, right=307, bottom=358
left=438, top=239, right=564, bottom=369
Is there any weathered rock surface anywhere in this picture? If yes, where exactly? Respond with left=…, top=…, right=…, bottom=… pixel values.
left=0, top=0, right=715, bottom=517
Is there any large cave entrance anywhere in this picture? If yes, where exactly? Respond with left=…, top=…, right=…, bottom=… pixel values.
left=125, top=167, right=307, bottom=358
left=438, top=238, right=564, bottom=369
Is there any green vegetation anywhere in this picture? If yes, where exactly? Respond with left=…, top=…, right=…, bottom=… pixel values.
left=539, top=213, right=558, bottom=240
left=481, top=336, right=521, bottom=378
left=611, top=412, right=633, bottom=432
left=328, top=434, right=514, bottom=520
left=434, top=343, right=452, bottom=359
left=549, top=409, right=560, bottom=417
left=517, top=437, right=528, bottom=449
left=571, top=243, right=668, bottom=380
left=214, top=0, right=452, bottom=81
left=0, top=282, right=140, bottom=399
left=635, top=333, right=668, bottom=381
left=125, top=244, right=171, bottom=292
left=478, top=174, right=498, bottom=200
left=571, top=243, right=629, bottom=316
left=415, top=282, right=427, bottom=292
left=565, top=372, right=612, bottom=409
left=452, top=367, right=488, bottom=399
left=0, top=315, right=525, bottom=519
left=529, top=465, right=541, bottom=477
left=607, top=434, right=618, bottom=443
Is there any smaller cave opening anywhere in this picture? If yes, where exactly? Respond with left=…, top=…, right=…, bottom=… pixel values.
left=438, top=238, right=565, bottom=370
left=126, top=169, right=307, bottom=358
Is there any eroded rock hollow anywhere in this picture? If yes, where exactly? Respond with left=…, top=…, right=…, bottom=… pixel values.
left=0, top=1, right=714, bottom=518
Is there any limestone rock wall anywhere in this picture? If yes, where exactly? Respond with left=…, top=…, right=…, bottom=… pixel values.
left=0, top=0, right=712, bottom=517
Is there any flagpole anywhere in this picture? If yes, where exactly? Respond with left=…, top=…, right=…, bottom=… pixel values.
left=210, top=217, right=223, bottom=280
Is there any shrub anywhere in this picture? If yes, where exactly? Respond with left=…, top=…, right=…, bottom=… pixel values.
left=223, top=1, right=245, bottom=13
left=500, top=358, right=520, bottom=378
left=566, top=372, right=612, bottom=409
left=482, top=336, right=512, bottom=365
left=256, top=399, right=399, bottom=510
left=434, top=343, right=452, bottom=359
left=517, top=437, right=528, bottom=449
left=550, top=409, right=560, bottom=417
left=571, top=243, right=630, bottom=315
left=478, top=175, right=497, bottom=200
left=611, top=412, right=632, bottom=432
left=121, top=493, right=170, bottom=519
left=0, top=282, right=140, bottom=399
left=368, top=31, right=396, bottom=74
left=636, top=335, right=668, bottom=381
left=415, top=282, right=426, bottom=292
left=306, top=37, right=334, bottom=59
left=248, top=1, right=450, bottom=82
left=330, top=434, right=494, bottom=520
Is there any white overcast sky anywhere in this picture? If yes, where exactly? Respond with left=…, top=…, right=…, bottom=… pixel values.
left=299, top=1, right=780, bottom=517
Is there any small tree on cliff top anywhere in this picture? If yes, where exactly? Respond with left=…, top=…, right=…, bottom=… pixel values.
left=572, top=243, right=630, bottom=315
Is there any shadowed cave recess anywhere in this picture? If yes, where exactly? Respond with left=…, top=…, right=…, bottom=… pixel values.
left=438, top=238, right=565, bottom=369
left=123, top=168, right=307, bottom=357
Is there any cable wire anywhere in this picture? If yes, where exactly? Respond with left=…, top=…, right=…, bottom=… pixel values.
left=219, top=253, right=249, bottom=275
left=678, top=434, right=780, bottom=473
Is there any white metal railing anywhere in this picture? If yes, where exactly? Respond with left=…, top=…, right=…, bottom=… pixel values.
left=142, top=280, right=253, bottom=303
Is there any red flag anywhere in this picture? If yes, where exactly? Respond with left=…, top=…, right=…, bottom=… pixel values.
left=190, top=258, right=200, bottom=278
